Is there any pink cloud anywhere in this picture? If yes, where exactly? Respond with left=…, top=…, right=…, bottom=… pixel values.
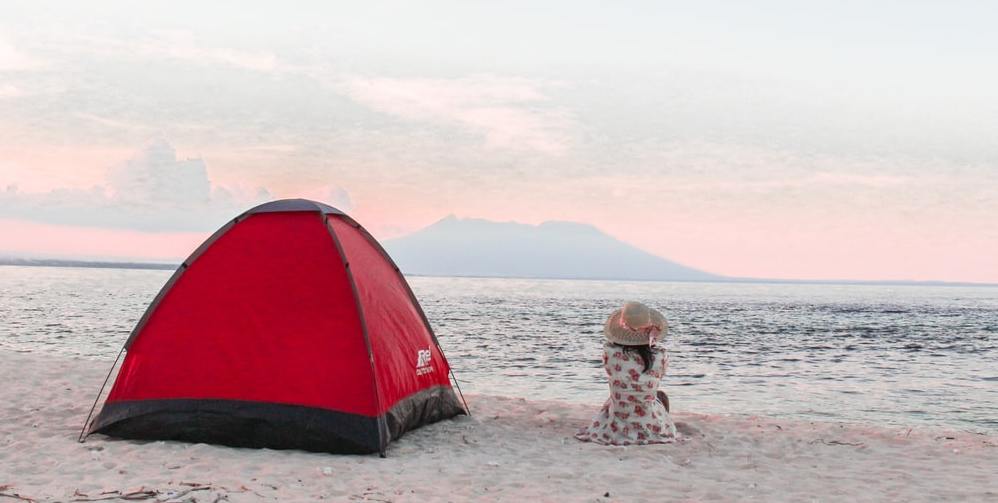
left=0, top=84, right=22, bottom=98
left=340, top=76, right=575, bottom=155
left=0, top=142, right=131, bottom=192
left=141, top=30, right=279, bottom=72
left=0, top=37, right=43, bottom=71
left=0, top=140, right=274, bottom=231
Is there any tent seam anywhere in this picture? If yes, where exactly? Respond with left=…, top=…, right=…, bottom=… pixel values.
left=322, top=213, right=389, bottom=455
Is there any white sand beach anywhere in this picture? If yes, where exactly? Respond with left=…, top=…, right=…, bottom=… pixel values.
left=1, top=349, right=995, bottom=502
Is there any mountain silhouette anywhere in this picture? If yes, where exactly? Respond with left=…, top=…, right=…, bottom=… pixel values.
left=382, top=216, right=720, bottom=281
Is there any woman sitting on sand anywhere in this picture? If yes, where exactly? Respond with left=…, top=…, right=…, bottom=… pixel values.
left=576, top=301, right=677, bottom=445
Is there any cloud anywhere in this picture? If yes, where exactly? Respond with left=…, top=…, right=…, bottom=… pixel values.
left=339, top=76, right=576, bottom=155
left=302, top=184, right=353, bottom=212
left=0, top=83, right=22, bottom=98
left=107, top=139, right=214, bottom=205
left=0, top=140, right=284, bottom=231
left=577, top=140, right=937, bottom=195
left=0, top=37, right=42, bottom=71
left=73, top=113, right=156, bottom=132
left=140, top=31, right=279, bottom=72
left=59, top=30, right=280, bottom=73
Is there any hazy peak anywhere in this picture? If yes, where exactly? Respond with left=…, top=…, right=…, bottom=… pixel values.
left=385, top=216, right=718, bottom=281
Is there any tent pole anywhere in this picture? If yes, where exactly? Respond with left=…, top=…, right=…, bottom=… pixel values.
left=449, top=368, right=471, bottom=416
left=323, top=215, right=390, bottom=456
left=77, top=345, right=125, bottom=443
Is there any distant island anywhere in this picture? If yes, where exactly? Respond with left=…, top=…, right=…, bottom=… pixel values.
left=382, top=216, right=719, bottom=282
left=0, top=257, right=176, bottom=271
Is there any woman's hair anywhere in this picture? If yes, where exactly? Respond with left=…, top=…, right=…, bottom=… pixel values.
left=621, top=344, right=655, bottom=373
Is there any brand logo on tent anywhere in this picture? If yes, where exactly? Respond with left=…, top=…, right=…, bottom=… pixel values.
left=416, top=349, right=434, bottom=376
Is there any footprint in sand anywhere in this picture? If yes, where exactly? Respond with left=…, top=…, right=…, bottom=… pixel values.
left=675, top=422, right=702, bottom=437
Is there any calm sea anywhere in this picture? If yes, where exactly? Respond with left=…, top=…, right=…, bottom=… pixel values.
left=2, top=265, right=996, bottom=433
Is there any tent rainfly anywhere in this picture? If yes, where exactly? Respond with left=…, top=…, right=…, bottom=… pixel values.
left=81, top=199, right=467, bottom=455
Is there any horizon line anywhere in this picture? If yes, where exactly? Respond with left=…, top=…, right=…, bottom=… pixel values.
left=2, top=257, right=995, bottom=288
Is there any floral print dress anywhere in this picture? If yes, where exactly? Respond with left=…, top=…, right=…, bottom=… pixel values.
left=575, top=342, right=677, bottom=445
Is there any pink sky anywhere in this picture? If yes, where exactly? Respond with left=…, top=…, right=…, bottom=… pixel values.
left=2, top=3, right=997, bottom=283
left=2, top=138, right=995, bottom=283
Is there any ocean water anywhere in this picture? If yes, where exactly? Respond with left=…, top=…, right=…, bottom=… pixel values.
left=2, top=265, right=996, bottom=433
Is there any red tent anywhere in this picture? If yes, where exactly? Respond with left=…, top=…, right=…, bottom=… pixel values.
left=84, top=199, right=466, bottom=455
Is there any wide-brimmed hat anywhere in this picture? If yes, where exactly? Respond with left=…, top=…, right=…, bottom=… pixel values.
left=604, top=301, right=667, bottom=346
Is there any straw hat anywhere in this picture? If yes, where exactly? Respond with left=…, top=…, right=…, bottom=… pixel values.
left=604, top=301, right=667, bottom=346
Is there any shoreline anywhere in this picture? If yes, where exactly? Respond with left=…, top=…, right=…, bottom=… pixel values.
left=1, top=349, right=995, bottom=502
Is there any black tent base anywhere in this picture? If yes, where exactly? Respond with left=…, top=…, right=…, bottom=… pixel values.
left=89, top=387, right=465, bottom=455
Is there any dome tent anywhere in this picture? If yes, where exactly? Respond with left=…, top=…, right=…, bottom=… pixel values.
left=82, top=199, right=466, bottom=455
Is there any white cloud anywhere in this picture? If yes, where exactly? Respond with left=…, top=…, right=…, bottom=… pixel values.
left=74, top=113, right=155, bottom=132
left=302, top=184, right=353, bottom=212
left=0, top=37, right=42, bottom=71
left=585, top=139, right=934, bottom=191
left=107, top=139, right=213, bottom=206
left=162, top=34, right=276, bottom=71
left=134, top=31, right=279, bottom=72
left=0, top=141, right=288, bottom=231
left=339, top=76, right=576, bottom=155
left=0, top=83, right=22, bottom=98
left=58, top=30, right=281, bottom=73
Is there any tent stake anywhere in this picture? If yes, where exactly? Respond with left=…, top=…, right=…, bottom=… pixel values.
left=449, top=368, right=471, bottom=416
left=78, top=345, right=125, bottom=443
